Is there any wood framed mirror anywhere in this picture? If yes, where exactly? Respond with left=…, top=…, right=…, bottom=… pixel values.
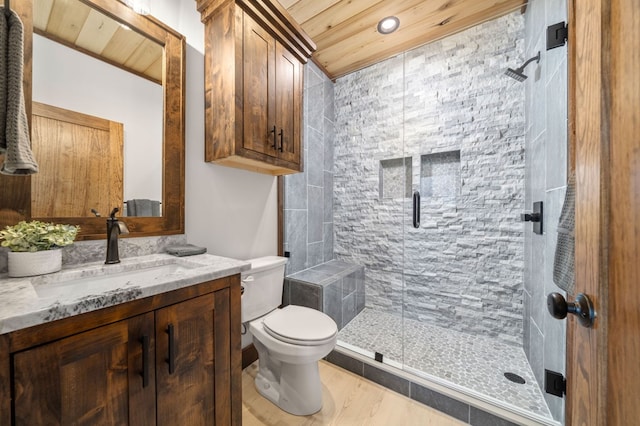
left=0, top=0, right=185, bottom=240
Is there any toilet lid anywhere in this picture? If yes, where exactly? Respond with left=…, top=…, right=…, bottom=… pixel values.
left=263, top=305, right=338, bottom=345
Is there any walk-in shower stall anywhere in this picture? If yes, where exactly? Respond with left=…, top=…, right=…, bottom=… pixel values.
left=284, top=5, right=567, bottom=425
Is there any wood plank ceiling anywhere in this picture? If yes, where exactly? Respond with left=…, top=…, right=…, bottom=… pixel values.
left=279, top=0, right=528, bottom=79
left=33, top=0, right=163, bottom=84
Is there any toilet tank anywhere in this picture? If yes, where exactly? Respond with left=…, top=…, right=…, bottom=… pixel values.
left=241, top=256, right=288, bottom=323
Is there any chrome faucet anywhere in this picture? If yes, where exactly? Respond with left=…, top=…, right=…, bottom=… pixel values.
left=105, top=207, right=129, bottom=264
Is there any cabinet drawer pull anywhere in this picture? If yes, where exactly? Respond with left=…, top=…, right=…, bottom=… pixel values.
left=270, top=126, right=277, bottom=150
left=278, top=129, right=284, bottom=152
left=140, top=335, right=150, bottom=387
left=166, top=324, right=175, bottom=374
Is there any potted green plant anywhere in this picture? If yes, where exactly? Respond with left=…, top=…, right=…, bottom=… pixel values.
left=0, top=220, right=80, bottom=277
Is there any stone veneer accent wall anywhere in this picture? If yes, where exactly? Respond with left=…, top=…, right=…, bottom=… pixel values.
left=523, top=0, right=568, bottom=421
left=283, top=62, right=335, bottom=275
left=333, top=12, right=526, bottom=345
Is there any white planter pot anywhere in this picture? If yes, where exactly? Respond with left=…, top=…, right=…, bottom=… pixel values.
left=8, top=250, right=62, bottom=278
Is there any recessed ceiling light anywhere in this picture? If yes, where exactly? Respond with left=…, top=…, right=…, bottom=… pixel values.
left=377, top=16, right=400, bottom=35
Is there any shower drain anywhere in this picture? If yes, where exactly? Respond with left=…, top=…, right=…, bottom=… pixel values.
left=504, top=372, right=526, bottom=384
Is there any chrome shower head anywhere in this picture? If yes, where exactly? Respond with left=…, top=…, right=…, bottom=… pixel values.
left=505, top=51, right=541, bottom=82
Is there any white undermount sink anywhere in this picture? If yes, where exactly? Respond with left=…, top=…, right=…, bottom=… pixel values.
left=32, top=257, right=200, bottom=298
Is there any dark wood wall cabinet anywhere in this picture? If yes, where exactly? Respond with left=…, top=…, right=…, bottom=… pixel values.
left=196, top=0, right=316, bottom=176
left=0, top=276, right=241, bottom=425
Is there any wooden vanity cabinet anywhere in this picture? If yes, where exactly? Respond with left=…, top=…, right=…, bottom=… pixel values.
left=1, top=276, right=241, bottom=426
left=197, top=0, right=315, bottom=176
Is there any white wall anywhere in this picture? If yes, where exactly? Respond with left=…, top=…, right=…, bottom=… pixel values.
left=32, top=35, right=163, bottom=204
left=151, top=0, right=278, bottom=260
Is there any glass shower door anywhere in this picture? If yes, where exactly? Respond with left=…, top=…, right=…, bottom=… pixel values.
left=332, top=54, right=407, bottom=368
left=398, top=31, right=554, bottom=419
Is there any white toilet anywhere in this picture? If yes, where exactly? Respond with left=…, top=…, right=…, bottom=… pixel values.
left=241, top=256, right=338, bottom=416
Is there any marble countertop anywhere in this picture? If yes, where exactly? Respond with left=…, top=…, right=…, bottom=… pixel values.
left=0, top=253, right=250, bottom=335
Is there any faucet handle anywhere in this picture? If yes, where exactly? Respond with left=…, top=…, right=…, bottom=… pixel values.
left=109, top=207, right=120, bottom=219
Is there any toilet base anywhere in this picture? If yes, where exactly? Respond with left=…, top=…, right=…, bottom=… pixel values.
left=254, top=348, right=323, bottom=415
left=248, top=307, right=337, bottom=416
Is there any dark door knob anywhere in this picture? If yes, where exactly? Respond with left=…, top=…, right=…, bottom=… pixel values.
left=547, top=292, right=596, bottom=328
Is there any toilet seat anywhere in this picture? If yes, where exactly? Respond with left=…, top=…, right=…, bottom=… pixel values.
left=263, top=305, right=338, bottom=346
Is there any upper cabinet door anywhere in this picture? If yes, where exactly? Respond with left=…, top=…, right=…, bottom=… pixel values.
left=275, top=43, right=301, bottom=165
left=242, top=15, right=276, bottom=157
left=12, top=313, right=156, bottom=426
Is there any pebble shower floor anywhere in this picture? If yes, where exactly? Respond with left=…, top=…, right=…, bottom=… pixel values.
left=338, top=308, right=553, bottom=419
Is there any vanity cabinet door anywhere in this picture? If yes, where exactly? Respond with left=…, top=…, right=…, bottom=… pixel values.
left=155, top=289, right=235, bottom=426
left=155, top=293, right=217, bottom=425
left=12, top=312, right=155, bottom=426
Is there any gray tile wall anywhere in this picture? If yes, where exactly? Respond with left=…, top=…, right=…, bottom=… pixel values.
left=283, top=260, right=365, bottom=329
left=283, top=62, right=335, bottom=275
left=333, top=13, right=526, bottom=345
left=523, top=0, right=568, bottom=422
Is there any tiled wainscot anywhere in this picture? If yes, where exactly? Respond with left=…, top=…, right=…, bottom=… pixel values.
left=283, top=260, right=364, bottom=330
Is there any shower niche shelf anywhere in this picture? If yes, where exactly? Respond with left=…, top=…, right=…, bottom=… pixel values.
left=420, top=150, right=461, bottom=200
left=379, top=157, right=412, bottom=199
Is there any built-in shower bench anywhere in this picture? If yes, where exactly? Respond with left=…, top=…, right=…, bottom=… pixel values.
left=283, top=260, right=365, bottom=330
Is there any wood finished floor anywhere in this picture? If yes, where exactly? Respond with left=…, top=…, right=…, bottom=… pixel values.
left=242, top=361, right=466, bottom=426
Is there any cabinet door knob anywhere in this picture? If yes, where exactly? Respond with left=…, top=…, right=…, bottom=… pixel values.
left=278, top=129, right=284, bottom=152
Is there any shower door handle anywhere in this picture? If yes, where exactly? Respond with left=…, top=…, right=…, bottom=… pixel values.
left=413, top=191, right=420, bottom=228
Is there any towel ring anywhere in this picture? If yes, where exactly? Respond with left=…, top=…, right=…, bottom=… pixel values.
left=4, top=0, right=10, bottom=16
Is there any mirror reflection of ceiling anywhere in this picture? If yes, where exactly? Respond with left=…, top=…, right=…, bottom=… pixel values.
left=33, top=0, right=163, bottom=84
